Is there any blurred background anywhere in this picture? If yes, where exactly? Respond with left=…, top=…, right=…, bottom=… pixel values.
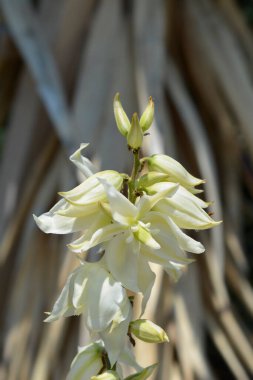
left=0, top=0, right=253, bottom=379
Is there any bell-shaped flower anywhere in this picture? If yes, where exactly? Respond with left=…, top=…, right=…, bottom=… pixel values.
left=66, top=341, right=104, bottom=380
left=44, top=260, right=131, bottom=336
left=145, top=154, right=205, bottom=192
left=129, top=319, right=169, bottom=344
left=34, top=170, right=123, bottom=235
left=146, top=182, right=220, bottom=230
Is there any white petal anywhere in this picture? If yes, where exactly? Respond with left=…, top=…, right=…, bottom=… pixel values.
left=146, top=212, right=205, bottom=254
left=105, top=236, right=155, bottom=311
left=60, top=171, right=123, bottom=205
left=44, top=267, right=81, bottom=322
left=100, top=305, right=132, bottom=366
left=105, top=235, right=140, bottom=293
left=34, top=199, right=101, bottom=234
left=147, top=154, right=204, bottom=188
left=70, top=143, right=98, bottom=178
left=69, top=223, right=125, bottom=253
left=85, top=264, right=129, bottom=332
left=154, top=186, right=220, bottom=230
left=98, top=177, right=138, bottom=225
left=136, top=182, right=178, bottom=217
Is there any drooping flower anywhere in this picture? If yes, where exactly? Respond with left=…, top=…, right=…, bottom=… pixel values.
left=45, top=259, right=130, bottom=331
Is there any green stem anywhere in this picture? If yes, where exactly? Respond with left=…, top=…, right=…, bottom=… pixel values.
left=128, top=149, right=140, bottom=203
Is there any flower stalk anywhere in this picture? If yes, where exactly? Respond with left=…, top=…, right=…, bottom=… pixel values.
left=34, top=93, right=221, bottom=379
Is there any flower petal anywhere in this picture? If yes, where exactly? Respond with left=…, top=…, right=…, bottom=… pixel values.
left=154, top=186, right=221, bottom=230
left=85, top=263, right=129, bottom=332
left=98, top=177, right=138, bottom=225
left=68, top=223, right=125, bottom=253
left=146, top=212, right=205, bottom=254
left=60, top=171, right=123, bottom=206
left=70, top=143, right=97, bottom=178
left=33, top=199, right=100, bottom=234
left=136, top=182, right=178, bottom=217
left=147, top=154, right=204, bottom=188
left=100, top=303, right=132, bottom=366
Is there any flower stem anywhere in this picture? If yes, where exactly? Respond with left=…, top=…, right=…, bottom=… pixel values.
left=129, top=149, right=140, bottom=203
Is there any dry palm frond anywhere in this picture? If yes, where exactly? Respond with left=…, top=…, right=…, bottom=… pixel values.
left=0, top=0, right=253, bottom=379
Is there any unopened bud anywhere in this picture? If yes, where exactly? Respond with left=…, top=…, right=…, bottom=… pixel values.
left=124, top=364, right=157, bottom=380
left=66, top=341, right=104, bottom=380
left=127, top=113, right=143, bottom=150
left=140, top=97, right=154, bottom=132
left=130, top=319, right=169, bottom=344
left=91, top=370, right=120, bottom=380
left=114, top=93, right=131, bottom=136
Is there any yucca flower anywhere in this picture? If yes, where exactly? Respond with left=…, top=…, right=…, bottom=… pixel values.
left=34, top=93, right=221, bottom=379
left=44, top=259, right=131, bottom=365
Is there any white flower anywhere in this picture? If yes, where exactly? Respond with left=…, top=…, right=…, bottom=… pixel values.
left=145, top=154, right=205, bottom=192
left=45, top=260, right=131, bottom=335
left=68, top=178, right=178, bottom=303
left=34, top=170, right=123, bottom=235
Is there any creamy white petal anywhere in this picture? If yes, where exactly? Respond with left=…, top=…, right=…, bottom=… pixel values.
left=69, top=223, right=126, bottom=253
left=146, top=212, right=205, bottom=254
left=98, top=177, right=138, bottom=225
left=147, top=154, right=204, bottom=188
left=44, top=267, right=79, bottom=322
left=154, top=187, right=220, bottom=230
left=136, top=182, right=178, bottom=218
left=105, top=235, right=155, bottom=305
left=105, top=235, right=140, bottom=293
left=100, top=304, right=132, bottom=366
left=34, top=199, right=102, bottom=234
left=85, top=264, right=129, bottom=332
left=70, top=143, right=98, bottom=178
left=147, top=183, right=209, bottom=209
left=60, top=171, right=123, bottom=205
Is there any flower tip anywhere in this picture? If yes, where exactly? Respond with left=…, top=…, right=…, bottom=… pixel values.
left=114, top=92, right=120, bottom=102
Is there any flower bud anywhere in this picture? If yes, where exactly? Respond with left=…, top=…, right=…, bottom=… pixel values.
left=130, top=319, right=169, bottom=344
left=127, top=113, right=143, bottom=150
left=66, top=341, right=104, bottom=380
left=114, top=93, right=131, bottom=136
left=140, top=97, right=154, bottom=132
left=91, top=370, right=120, bottom=380
left=137, top=172, right=169, bottom=189
left=124, top=364, right=157, bottom=380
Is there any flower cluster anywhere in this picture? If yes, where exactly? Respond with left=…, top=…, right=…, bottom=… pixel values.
left=34, top=94, right=220, bottom=379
